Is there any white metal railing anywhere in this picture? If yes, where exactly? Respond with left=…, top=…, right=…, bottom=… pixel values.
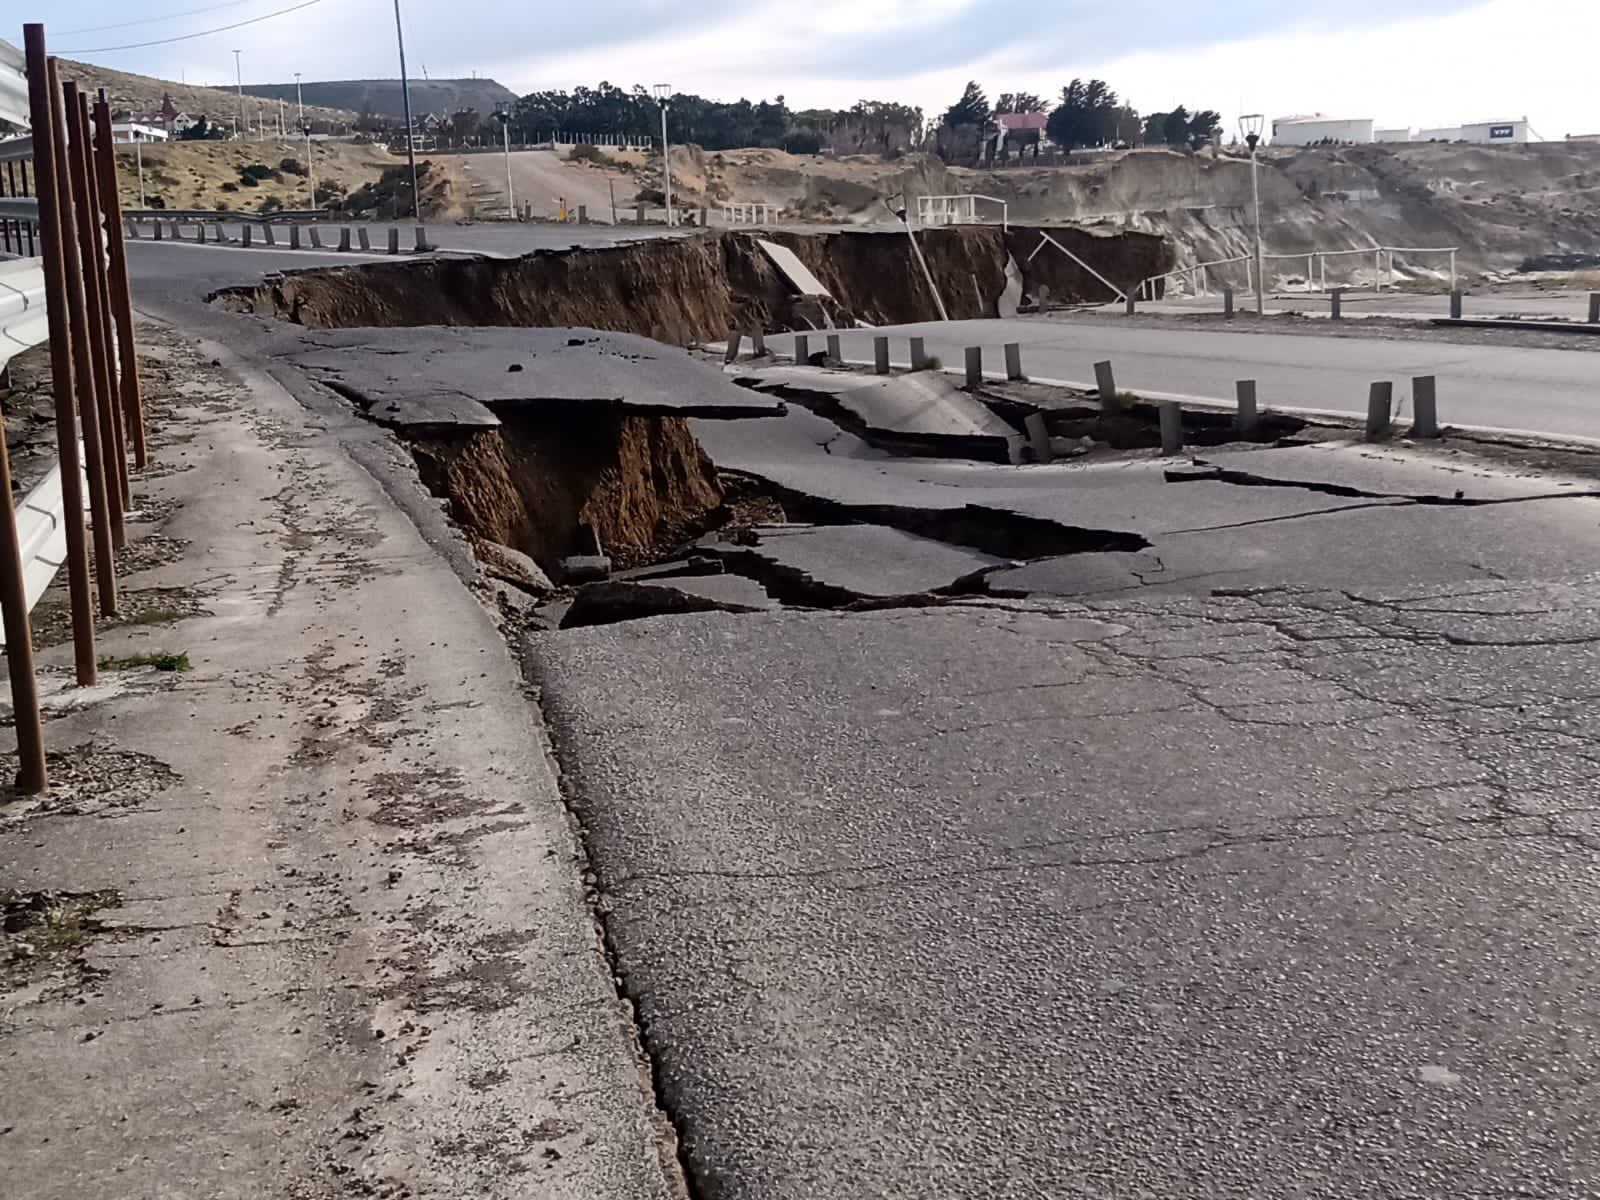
left=547, top=130, right=653, bottom=149
left=916, top=193, right=1009, bottom=230
left=723, top=201, right=774, bottom=226
left=1139, top=244, right=1459, bottom=300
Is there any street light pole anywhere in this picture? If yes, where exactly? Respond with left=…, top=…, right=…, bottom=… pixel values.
left=391, top=0, right=422, bottom=221
left=133, top=129, right=145, bottom=207
left=494, top=109, right=515, bottom=218
left=1240, top=113, right=1266, bottom=315
left=652, top=84, right=673, bottom=227
left=233, top=49, right=243, bottom=140
left=295, top=73, right=315, bottom=208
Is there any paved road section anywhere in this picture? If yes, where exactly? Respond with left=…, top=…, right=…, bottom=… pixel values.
left=808, top=320, right=1600, bottom=440
left=1121, top=287, right=1600, bottom=322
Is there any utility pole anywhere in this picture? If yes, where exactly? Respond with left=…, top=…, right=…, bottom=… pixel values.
left=1240, top=113, right=1266, bottom=315
left=296, top=73, right=314, bottom=209
left=133, top=129, right=146, bottom=207
left=652, top=84, right=673, bottom=226
left=233, top=49, right=243, bottom=140
left=392, top=0, right=421, bottom=220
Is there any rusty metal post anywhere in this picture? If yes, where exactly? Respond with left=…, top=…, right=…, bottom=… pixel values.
left=25, top=28, right=97, bottom=683
left=48, top=63, right=117, bottom=619
left=64, top=83, right=126, bottom=555
left=91, top=95, right=147, bottom=468
left=76, top=93, right=130, bottom=516
left=0, top=425, right=47, bottom=792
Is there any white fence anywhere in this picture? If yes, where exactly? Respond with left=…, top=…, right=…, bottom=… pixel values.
left=722, top=202, right=774, bottom=226
left=916, top=193, right=1009, bottom=230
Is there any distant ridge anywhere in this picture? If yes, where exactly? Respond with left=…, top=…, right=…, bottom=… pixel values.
left=240, top=78, right=518, bottom=121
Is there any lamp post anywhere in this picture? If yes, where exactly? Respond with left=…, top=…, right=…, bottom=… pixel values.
left=1240, top=113, right=1265, bottom=314
left=133, top=128, right=146, bottom=207
left=493, top=109, right=515, bottom=218
left=233, top=49, right=244, bottom=140
left=391, top=0, right=422, bottom=221
left=652, top=83, right=674, bottom=227
left=295, top=74, right=315, bottom=208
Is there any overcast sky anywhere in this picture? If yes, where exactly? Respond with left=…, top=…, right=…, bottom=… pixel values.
left=27, top=0, right=1598, bottom=138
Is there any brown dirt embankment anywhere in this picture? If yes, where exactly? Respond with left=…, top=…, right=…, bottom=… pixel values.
left=217, top=225, right=1173, bottom=336
left=413, top=405, right=723, bottom=572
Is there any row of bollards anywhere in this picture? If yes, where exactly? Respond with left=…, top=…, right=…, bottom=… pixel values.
left=725, top=331, right=955, bottom=378
left=129, top=217, right=428, bottom=255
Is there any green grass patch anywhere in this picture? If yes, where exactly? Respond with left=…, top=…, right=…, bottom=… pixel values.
left=99, top=650, right=191, bottom=672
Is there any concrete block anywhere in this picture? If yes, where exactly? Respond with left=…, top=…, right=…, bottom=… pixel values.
left=358, top=227, right=371, bottom=251
left=1223, top=286, right=1235, bottom=317
left=241, top=224, right=252, bottom=247
left=338, top=227, right=351, bottom=251
left=874, top=336, right=890, bottom=375
left=1124, top=294, right=1136, bottom=316
left=1450, top=289, right=1464, bottom=319
left=635, top=204, right=645, bottom=225
left=1158, top=400, right=1183, bottom=456
left=1003, top=342, right=1023, bottom=381
left=560, top=554, right=612, bottom=583
left=723, top=331, right=742, bottom=364
left=1365, top=381, right=1394, bottom=441
left=1411, top=375, right=1439, bottom=438
left=1094, top=359, right=1117, bottom=411
left=414, top=226, right=428, bottom=252
left=195, top=223, right=206, bottom=244
left=152, top=221, right=163, bottom=241
left=309, top=225, right=323, bottom=249
left=1330, top=287, right=1343, bottom=320
left=213, top=222, right=226, bottom=243
left=826, top=333, right=842, bottom=363
left=1235, top=379, right=1259, bottom=437
left=578, top=205, right=588, bottom=224
left=290, top=225, right=302, bottom=249
left=794, top=334, right=810, bottom=363
left=387, top=227, right=401, bottom=254
left=909, top=337, right=927, bottom=371
left=964, top=346, right=982, bottom=389
left=262, top=224, right=276, bottom=245
left=1590, top=292, right=1600, bottom=324
left=1023, top=412, right=1050, bottom=462
left=126, top=220, right=141, bottom=238
left=751, top=331, right=767, bottom=356
left=168, top=221, right=180, bottom=240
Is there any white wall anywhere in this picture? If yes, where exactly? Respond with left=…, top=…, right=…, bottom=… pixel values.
left=1460, top=120, right=1530, bottom=143
left=1272, top=117, right=1375, bottom=145
left=1375, top=128, right=1413, bottom=143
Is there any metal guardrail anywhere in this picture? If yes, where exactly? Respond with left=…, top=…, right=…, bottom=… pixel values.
left=124, top=206, right=325, bottom=224
left=0, top=37, right=26, bottom=128
left=0, top=463, right=73, bottom=645
left=0, top=256, right=46, bottom=368
left=0, top=193, right=38, bottom=222
left=0, top=133, right=33, bottom=162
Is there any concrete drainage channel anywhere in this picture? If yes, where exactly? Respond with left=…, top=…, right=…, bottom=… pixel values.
left=233, top=229, right=1391, bottom=634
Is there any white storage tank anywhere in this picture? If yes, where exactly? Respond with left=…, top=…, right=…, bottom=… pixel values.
left=1271, top=115, right=1375, bottom=145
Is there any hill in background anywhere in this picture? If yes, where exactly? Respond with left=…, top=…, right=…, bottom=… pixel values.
left=241, top=78, right=518, bottom=121
left=58, top=58, right=357, bottom=127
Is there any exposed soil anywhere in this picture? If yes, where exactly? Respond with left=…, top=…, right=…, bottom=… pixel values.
left=214, top=225, right=1173, bottom=337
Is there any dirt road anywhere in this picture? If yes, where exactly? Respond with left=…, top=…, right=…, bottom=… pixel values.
left=460, top=149, right=635, bottom=222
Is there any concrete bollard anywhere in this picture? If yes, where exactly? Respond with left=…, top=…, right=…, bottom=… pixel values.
left=126, top=220, right=141, bottom=238
left=1094, top=360, right=1117, bottom=412
left=1158, top=401, right=1184, bottom=456
left=874, top=336, right=890, bottom=375
left=1365, top=381, right=1394, bottom=441
left=262, top=224, right=276, bottom=246
left=1450, top=289, right=1464, bottom=319
left=909, top=337, right=928, bottom=370
left=1004, top=342, right=1023, bottom=381
left=964, top=346, right=983, bottom=389
left=195, top=223, right=207, bottom=244
left=1235, top=379, right=1259, bottom=437
left=241, top=224, right=252, bottom=247
left=290, top=225, right=302, bottom=249
left=387, top=228, right=400, bottom=254
left=152, top=221, right=163, bottom=241
left=169, top=221, right=181, bottom=240
left=213, top=222, right=226, bottom=244
left=414, top=226, right=428, bottom=252
left=723, top=331, right=743, bottom=364
left=1124, top=293, right=1136, bottom=316
left=1411, top=375, right=1440, bottom=438
left=1330, top=287, right=1344, bottom=320
left=338, top=227, right=352, bottom=252
left=578, top=205, right=588, bottom=224
left=826, top=333, right=842, bottom=363
left=636, top=205, right=645, bottom=225
left=751, top=331, right=767, bottom=356
left=358, top=227, right=371, bottom=251
left=794, top=334, right=810, bottom=363
left=1589, top=292, right=1600, bottom=324
left=309, top=226, right=323, bottom=249
left=700, top=206, right=709, bottom=227
left=1024, top=412, right=1050, bottom=463
left=1223, top=286, right=1235, bottom=317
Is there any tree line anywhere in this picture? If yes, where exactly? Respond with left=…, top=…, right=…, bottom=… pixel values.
left=431, top=76, right=1220, bottom=159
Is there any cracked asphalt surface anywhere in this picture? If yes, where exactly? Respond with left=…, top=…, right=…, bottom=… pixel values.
left=535, top=578, right=1600, bottom=1198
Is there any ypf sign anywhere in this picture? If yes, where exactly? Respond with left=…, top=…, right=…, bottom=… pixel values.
left=1489, top=124, right=1516, bottom=140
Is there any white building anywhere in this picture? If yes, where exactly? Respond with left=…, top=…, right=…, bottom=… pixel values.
left=108, top=122, right=169, bottom=143
left=1460, top=118, right=1530, bottom=144
left=1375, top=127, right=1413, bottom=143
left=1271, top=115, right=1375, bottom=145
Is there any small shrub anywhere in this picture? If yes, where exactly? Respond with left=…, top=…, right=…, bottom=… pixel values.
left=278, top=156, right=307, bottom=176
left=219, top=181, right=238, bottom=192
left=99, top=650, right=191, bottom=672
left=568, top=143, right=607, bottom=164
left=238, top=174, right=259, bottom=187
left=635, top=187, right=665, bottom=205
left=239, top=162, right=276, bottom=182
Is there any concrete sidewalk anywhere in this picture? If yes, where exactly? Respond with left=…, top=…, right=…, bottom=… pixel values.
left=0, top=326, right=681, bottom=1199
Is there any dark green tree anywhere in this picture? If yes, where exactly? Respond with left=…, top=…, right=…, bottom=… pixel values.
left=942, top=81, right=990, bottom=128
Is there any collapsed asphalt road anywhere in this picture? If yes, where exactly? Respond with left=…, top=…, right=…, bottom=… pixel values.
left=117, top=235, right=1600, bottom=1197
